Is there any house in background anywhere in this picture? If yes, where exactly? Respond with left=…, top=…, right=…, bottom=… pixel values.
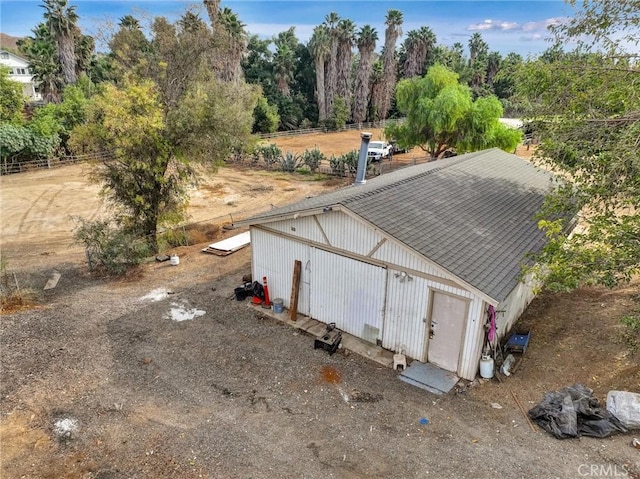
left=238, top=148, right=555, bottom=380
left=0, top=50, right=41, bottom=101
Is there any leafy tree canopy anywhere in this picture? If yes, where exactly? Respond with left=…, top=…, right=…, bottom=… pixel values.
left=252, top=95, right=280, bottom=133
left=385, top=64, right=521, bottom=158
left=518, top=0, right=640, bottom=290
left=70, top=75, right=258, bottom=252
left=0, top=66, right=25, bottom=123
left=69, top=79, right=190, bottom=251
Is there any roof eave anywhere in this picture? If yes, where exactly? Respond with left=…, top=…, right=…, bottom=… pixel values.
left=233, top=204, right=343, bottom=227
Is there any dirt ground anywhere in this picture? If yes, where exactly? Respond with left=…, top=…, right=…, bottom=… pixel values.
left=1, top=133, right=638, bottom=478
left=268, top=128, right=536, bottom=163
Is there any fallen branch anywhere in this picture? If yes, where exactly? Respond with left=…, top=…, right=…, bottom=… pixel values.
left=512, top=390, right=537, bottom=433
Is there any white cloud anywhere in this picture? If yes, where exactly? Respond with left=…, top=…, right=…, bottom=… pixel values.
left=467, top=19, right=518, bottom=31
left=467, top=16, right=569, bottom=34
left=520, top=33, right=544, bottom=42
left=521, top=17, right=568, bottom=32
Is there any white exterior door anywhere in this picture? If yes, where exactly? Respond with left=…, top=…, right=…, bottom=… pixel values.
left=309, top=248, right=386, bottom=342
left=427, top=291, right=468, bottom=373
left=382, top=273, right=429, bottom=361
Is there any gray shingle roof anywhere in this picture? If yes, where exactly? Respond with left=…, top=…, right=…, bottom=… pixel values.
left=243, top=148, right=555, bottom=302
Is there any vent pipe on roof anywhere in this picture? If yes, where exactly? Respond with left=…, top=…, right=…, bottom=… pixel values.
left=354, top=132, right=372, bottom=186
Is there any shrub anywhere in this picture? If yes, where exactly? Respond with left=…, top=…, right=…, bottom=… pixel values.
left=329, top=154, right=345, bottom=176
left=322, top=96, right=349, bottom=131
left=73, top=217, right=151, bottom=275
left=301, top=147, right=325, bottom=172
left=0, top=256, right=37, bottom=312
left=258, top=143, right=282, bottom=168
left=279, top=151, right=302, bottom=173
left=339, top=150, right=360, bottom=177
left=159, top=227, right=190, bottom=249
left=620, top=313, right=640, bottom=356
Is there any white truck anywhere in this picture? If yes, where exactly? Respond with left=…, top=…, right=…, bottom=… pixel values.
left=366, top=141, right=392, bottom=162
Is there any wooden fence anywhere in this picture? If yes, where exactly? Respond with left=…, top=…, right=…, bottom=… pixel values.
left=1, top=119, right=406, bottom=175
left=256, top=118, right=405, bottom=139
left=1, top=150, right=114, bottom=175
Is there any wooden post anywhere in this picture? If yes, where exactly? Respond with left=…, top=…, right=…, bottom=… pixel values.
left=289, top=260, right=302, bottom=322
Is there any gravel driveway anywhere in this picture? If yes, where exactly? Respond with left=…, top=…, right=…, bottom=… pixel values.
left=1, top=251, right=638, bottom=479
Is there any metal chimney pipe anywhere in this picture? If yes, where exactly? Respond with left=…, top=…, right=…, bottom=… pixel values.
left=354, top=132, right=372, bottom=186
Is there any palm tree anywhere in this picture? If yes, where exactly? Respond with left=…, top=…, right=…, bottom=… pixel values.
left=119, top=15, right=140, bottom=30
left=178, top=11, right=206, bottom=34
left=308, top=25, right=330, bottom=121
left=19, top=23, right=63, bottom=102
left=203, top=0, right=220, bottom=30
left=352, top=25, right=378, bottom=123
left=217, top=7, right=247, bottom=82
left=42, top=0, right=79, bottom=85
left=468, top=32, right=489, bottom=90
left=323, top=12, right=340, bottom=119
left=402, top=26, right=436, bottom=78
left=468, top=32, right=487, bottom=65
left=485, top=51, right=502, bottom=86
left=381, top=9, right=403, bottom=119
left=273, top=28, right=298, bottom=96
left=369, top=60, right=384, bottom=122
left=74, top=33, right=94, bottom=77
left=109, top=13, right=150, bottom=79
left=336, top=19, right=356, bottom=118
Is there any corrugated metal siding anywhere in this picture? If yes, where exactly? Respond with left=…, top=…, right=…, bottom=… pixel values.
left=266, top=215, right=327, bottom=244
left=309, top=248, right=386, bottom=341
left=317, top=212, right=382, bottom=255
left=383, top=273, right=430, bottom=361
left=457, top=297, right=485, bottom=380
left=251, top=228, right=310, bottom=315
left=372, top=239, right=456, bottom=282
left=252, top=218, right=489, bottom=380
left=259, top=212, right=383, bottom=256
left=495, top=271, right=538, bottom=340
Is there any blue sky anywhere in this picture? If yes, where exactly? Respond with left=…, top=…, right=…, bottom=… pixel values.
left=1, top=1, right=577, bottom=57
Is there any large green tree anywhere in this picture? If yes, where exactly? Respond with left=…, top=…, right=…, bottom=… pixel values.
left=401, top=26, right=436, bottom=78
left=215, top=7, right=247, bottom=83
left=336, top=18, right=355, bottom=118
left=0, top=67, right=25, bottom=123
left=308, top=25, right=330, bottom=121
left=18, top=23, right=64, bottom=102
left=385, top=64, right=521, bottom=158
left=108, top=14, right=151, bottom=81
left=323, top=12, right=340, bottom=120
left=273, top=27, right=297, bottom=96
left=69, top=75, right=258, bottom=252
left=70, top=81, right=187, bottom=252
left=517, top=0, right=640, bottom=290
left=42, top=0, right=79, bottom=85
left=380, top=9, right=403, bottom=119
left=352, top=25, right=378, bottom=123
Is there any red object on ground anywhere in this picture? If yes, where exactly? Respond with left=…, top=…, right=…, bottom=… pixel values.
left=262, top=276, right=271, bottom=308
left=251, top=296, right=263, bottom=305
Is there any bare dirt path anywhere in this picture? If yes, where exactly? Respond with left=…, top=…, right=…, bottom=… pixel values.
left=1, top=134, right=638, bottom=478
left=0, top=163, right=346, bottom=269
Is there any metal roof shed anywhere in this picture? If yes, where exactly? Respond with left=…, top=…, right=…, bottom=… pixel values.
left=237, top=148, right=555, bottom=380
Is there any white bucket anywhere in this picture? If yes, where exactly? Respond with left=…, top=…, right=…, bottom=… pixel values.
left=170, top=254, right=180, bottom=266
left=479, top=355, right=494, bottom=379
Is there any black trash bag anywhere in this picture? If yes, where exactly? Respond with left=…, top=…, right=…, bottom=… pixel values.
left=251, top=281, right=265, bottom=300
left=528, top=384, right=628, bottom=439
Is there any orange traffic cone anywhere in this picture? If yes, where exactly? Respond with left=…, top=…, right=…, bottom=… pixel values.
left=262, top=276, right=271, bottom=309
